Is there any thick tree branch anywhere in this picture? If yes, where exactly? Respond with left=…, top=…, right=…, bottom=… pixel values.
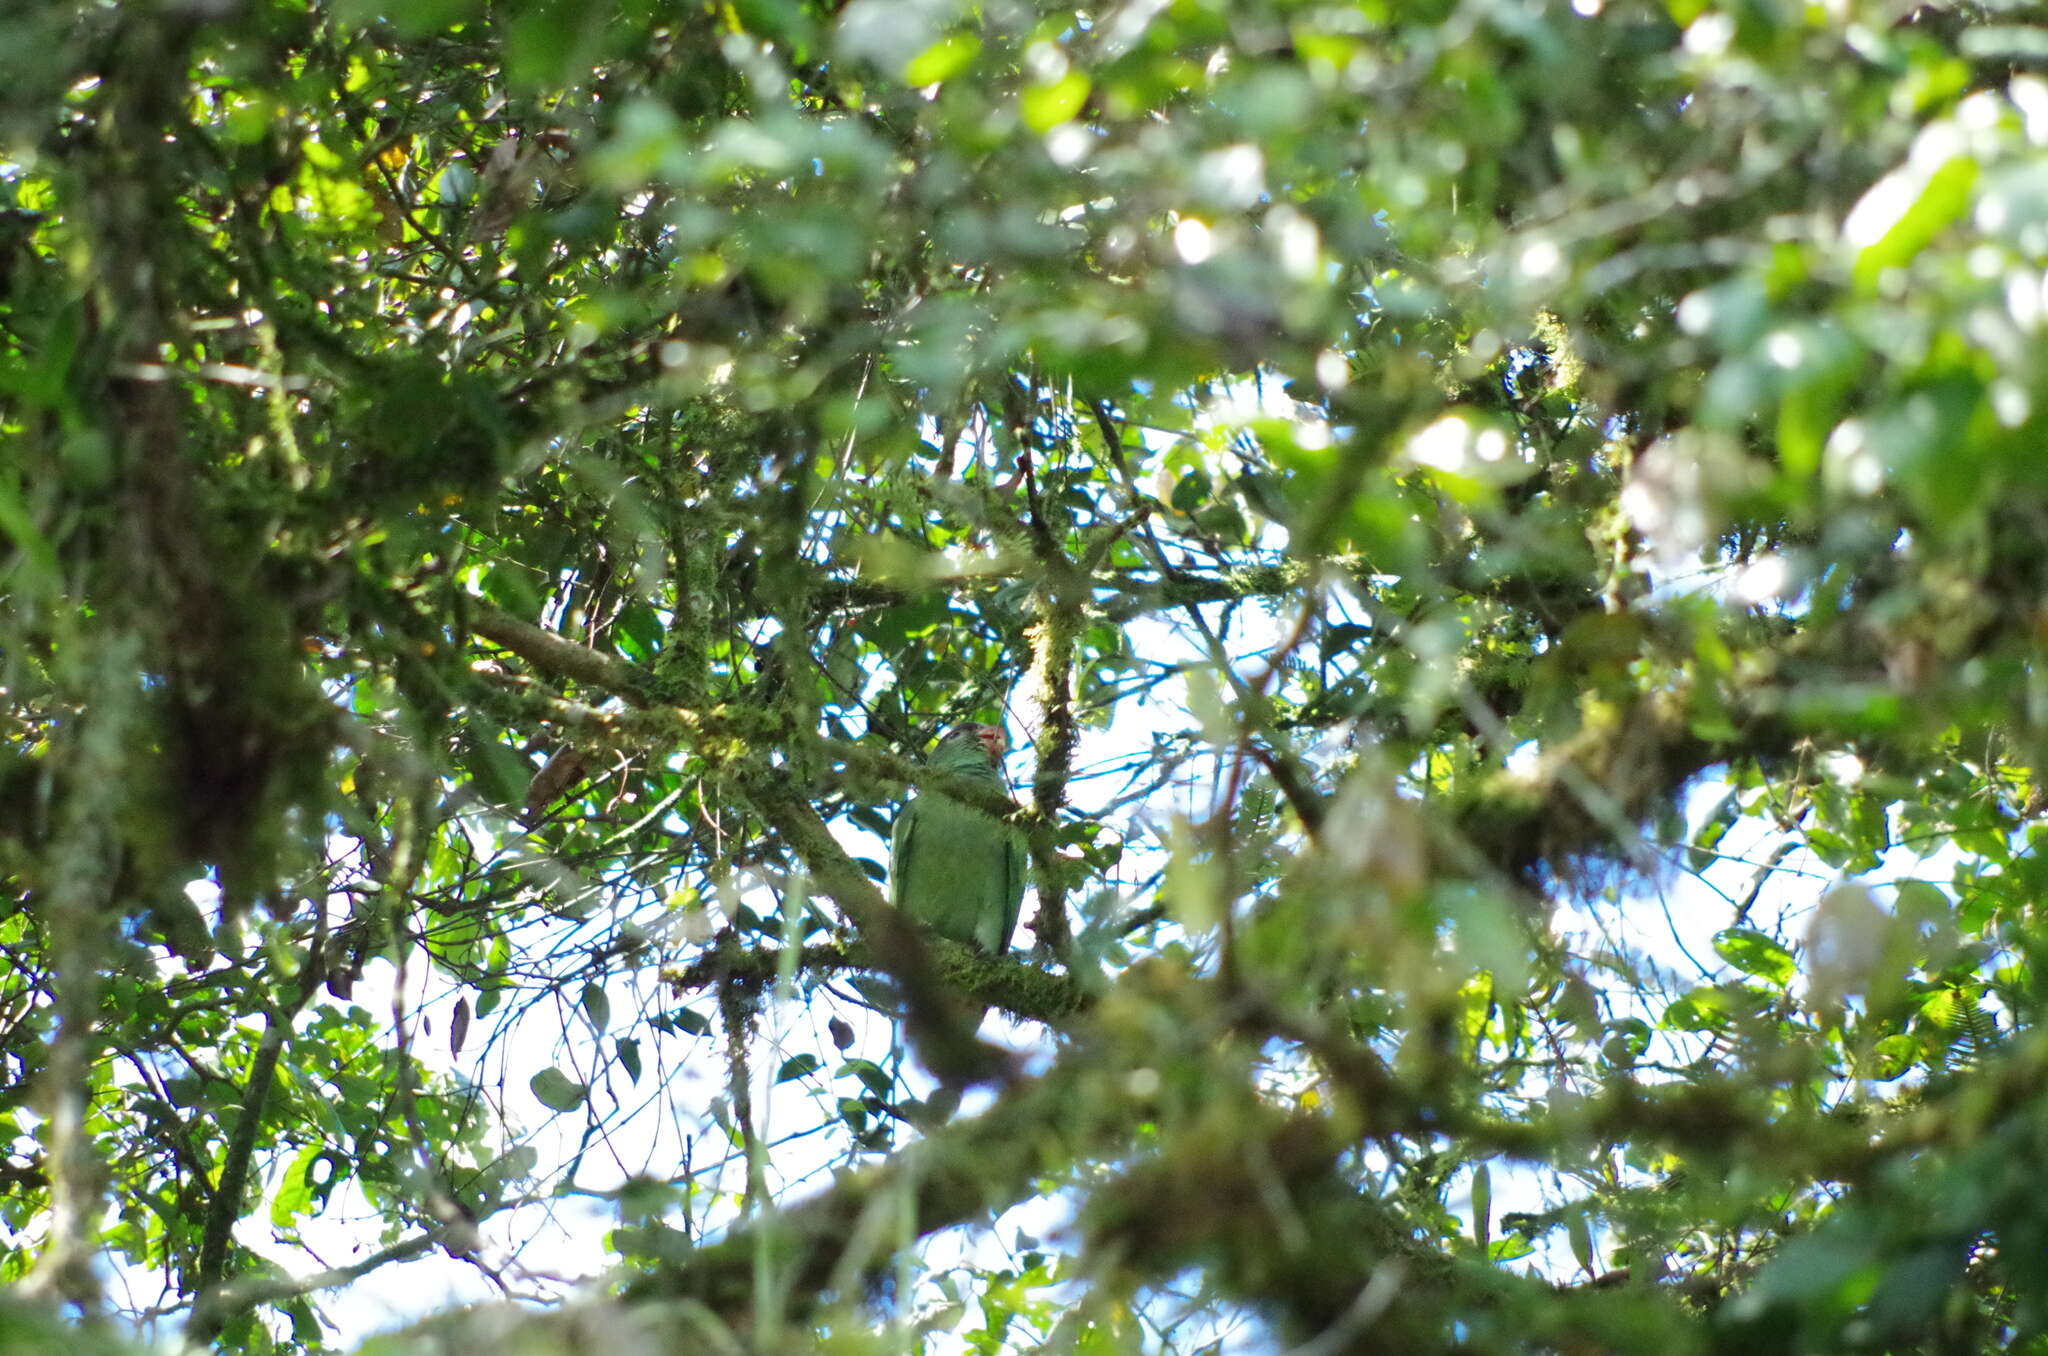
left=471, top=627, right=1036, bottom=829
left=468, top=599, right=658, bottom=699
left=187, top=927, right=333, bottom=1342
left=1023, top=577, right=1084, bottom=953
left=185, top=1230, right=442, bottom=1334
left=615, top=1022, right=1136, bottom=1319
left=664, top=933, right=1090, bottom=1027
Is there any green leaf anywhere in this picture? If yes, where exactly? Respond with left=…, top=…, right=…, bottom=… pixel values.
left=1713, top=927, right=1797, bottom=986
left=1470, top=1164, right=1491, bottom=1254
left=531, top=1068, right=589, bottom=1113
left=775, top=1054, right=821, bottom=1083
left=1849, top=153, right=1977, bottom=290
left=1566, top=1212, right=1595, bottom=1277
left=1021, top=71, right=1090, bottom=133
left=1686, top=789, right=1741, bottom=872
left=1662, top=988, right=1730, bottom=1032
left=269, top=1144, right=324, bottom=1229
left=582, top=982, right=610, bottom=1033
left=1867, top=1033, right=1920, bottom=1080
left=616, top=1037, right=642, bottom=1085
left=837, top=1058, right=893, bottom=1098
left=904, top=33, right=980, bottom=85
left=1600, top=1018, right=1652, bottom=1067
left=666, top=1007, right=713, bottom=1037
left=459, top=734, right=532, bottom=807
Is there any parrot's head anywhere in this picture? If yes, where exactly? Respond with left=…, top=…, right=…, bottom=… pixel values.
left=937, top=722, right=1006, bottom=767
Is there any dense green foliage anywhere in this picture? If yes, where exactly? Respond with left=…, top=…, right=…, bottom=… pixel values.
left=9, top=0, right=2048, bottom=1351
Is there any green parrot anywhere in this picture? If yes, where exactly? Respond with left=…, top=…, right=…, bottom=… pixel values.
left=890, top=723, right=1029, bottom=956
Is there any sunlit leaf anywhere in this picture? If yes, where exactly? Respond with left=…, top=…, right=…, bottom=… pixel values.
left=1021, top=71, right=1090, bottom=133
left=904, top=32, right=981, bottom=85
left=1713, top=927, right=1797, bottom=986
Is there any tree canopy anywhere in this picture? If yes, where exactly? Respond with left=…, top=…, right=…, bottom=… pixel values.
left=9, top=0, right=2048, bottom=1351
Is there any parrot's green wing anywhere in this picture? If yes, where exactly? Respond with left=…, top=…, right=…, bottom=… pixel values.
left=997, top=833, right=1027, bottom=955
left=888, top=794, right=926, bottom=923
left=890, top=727, right=1028, bottom=956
